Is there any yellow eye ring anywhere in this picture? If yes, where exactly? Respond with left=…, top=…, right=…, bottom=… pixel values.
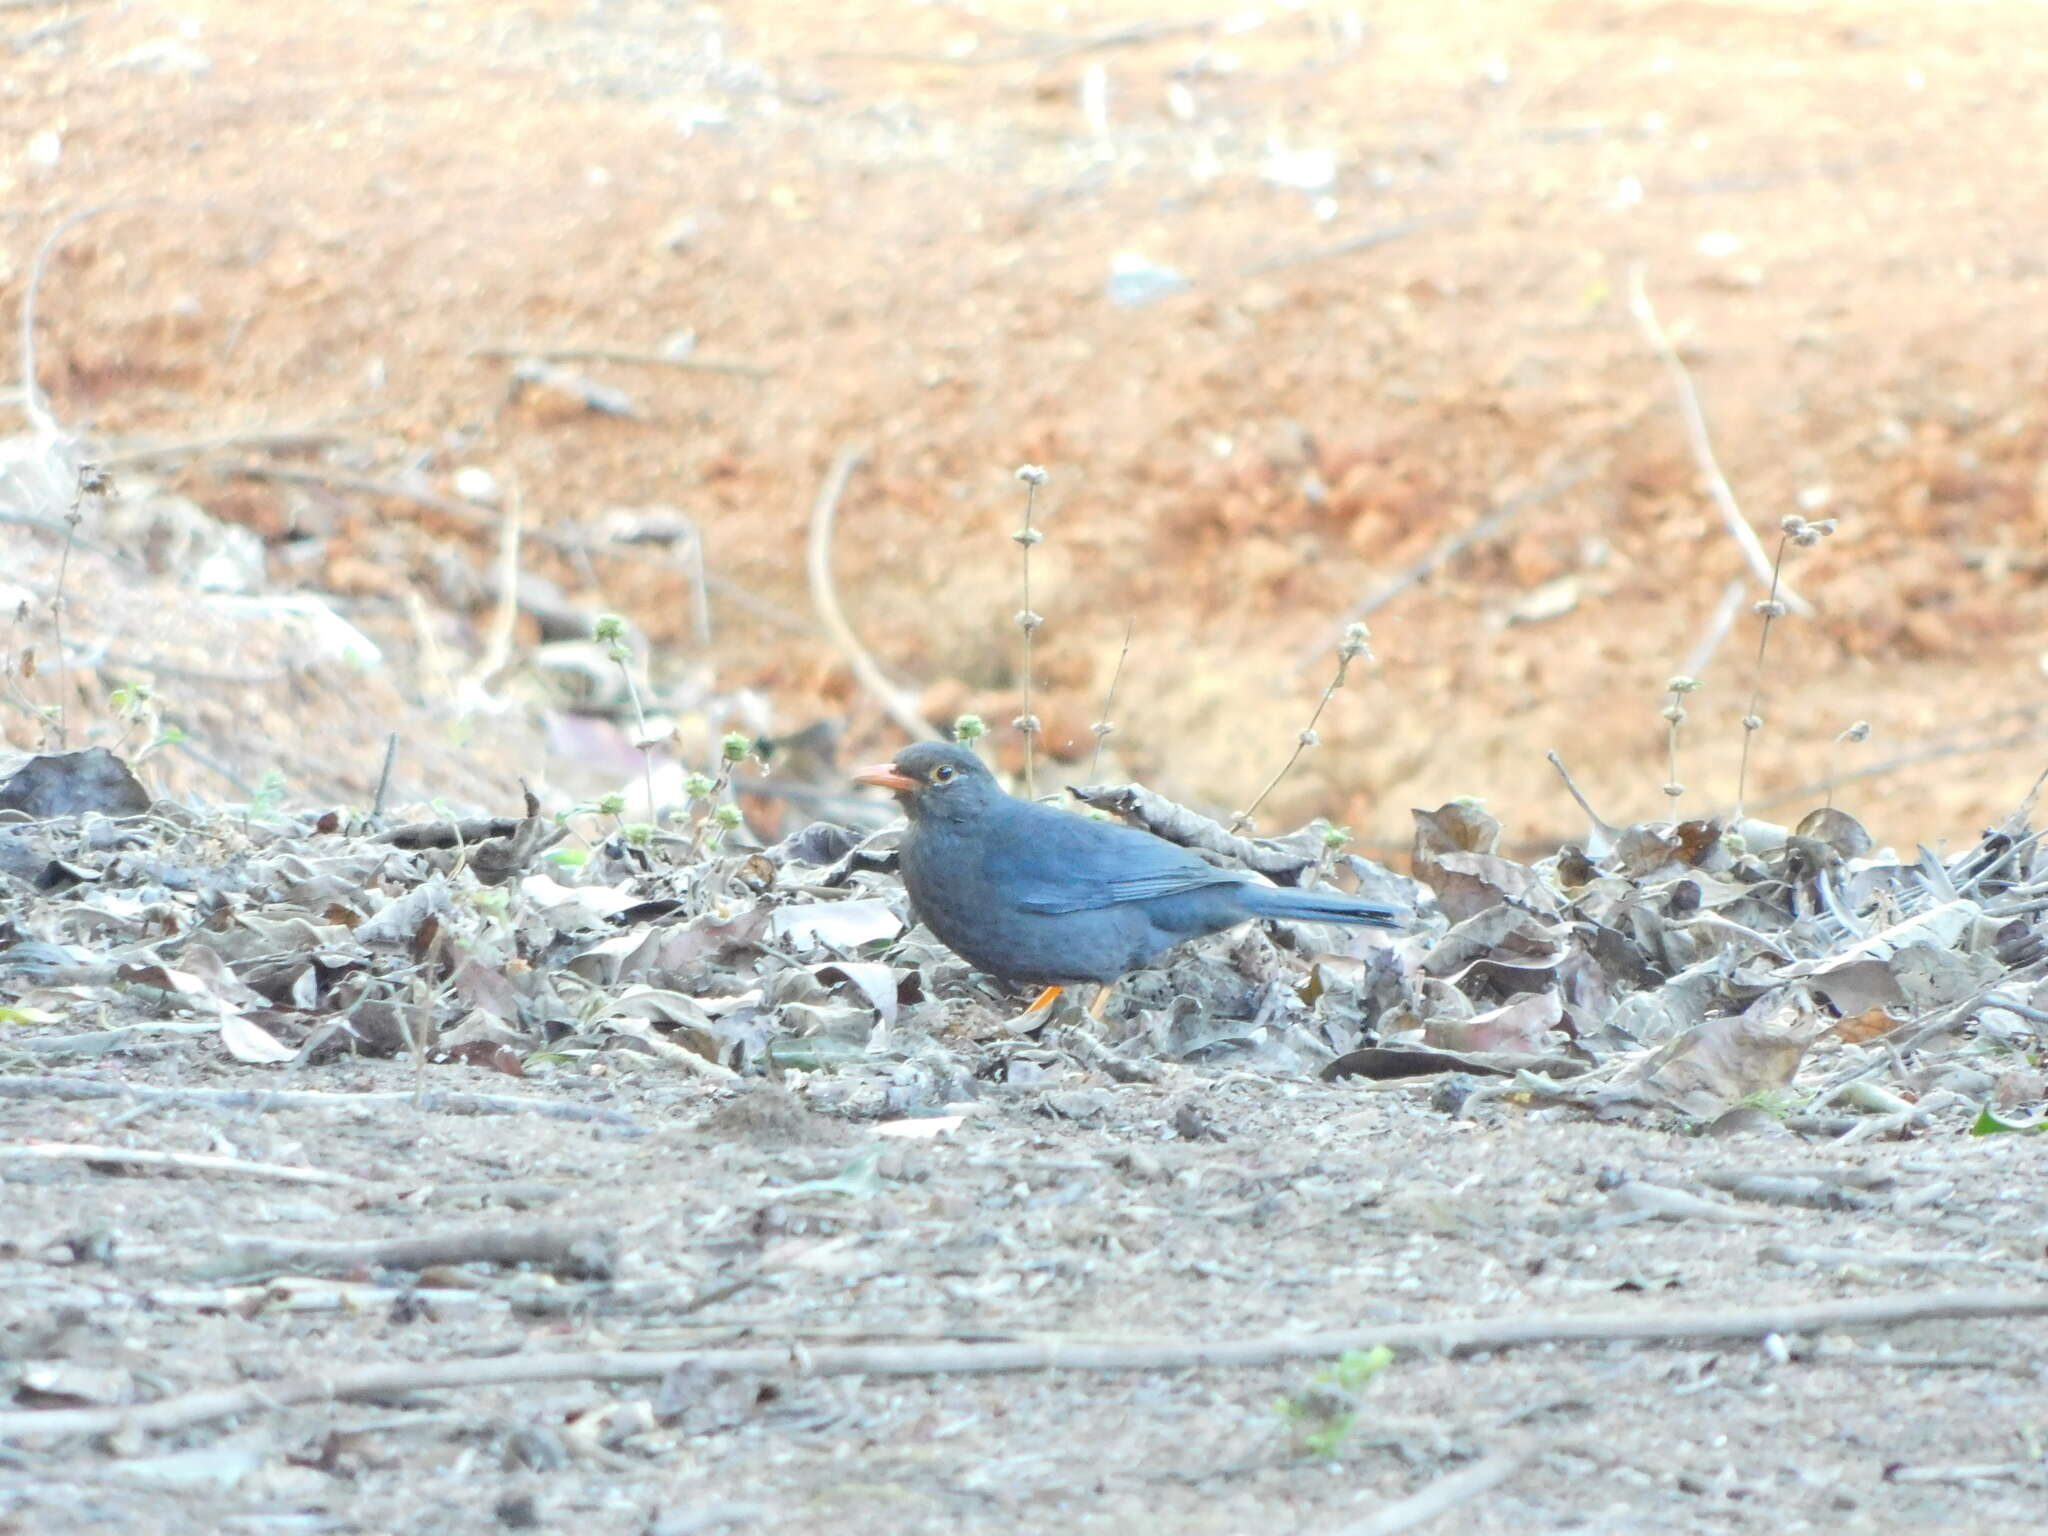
left=933, top=765, right=956, bottom=784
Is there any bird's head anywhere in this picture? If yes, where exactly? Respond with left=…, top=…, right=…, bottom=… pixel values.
left=852, top=741, right=998, bottom=822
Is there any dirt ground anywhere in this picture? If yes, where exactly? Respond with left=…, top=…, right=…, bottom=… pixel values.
left=5, top=0, right=2046, bottom=843
left=5, top=2, right=2048, bottom=1532
left=2, top=1058, right=2047, bottom=1535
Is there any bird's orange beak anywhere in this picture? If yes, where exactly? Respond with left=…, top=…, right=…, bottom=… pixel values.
left=852, top=761, right=918, bottom=793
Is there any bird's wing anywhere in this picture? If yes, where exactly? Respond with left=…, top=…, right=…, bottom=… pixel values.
left=995, top=808, right=1242, bottom=915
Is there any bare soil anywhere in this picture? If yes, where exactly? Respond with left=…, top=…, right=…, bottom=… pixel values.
left=4, top=3, right=2048, bottom=1533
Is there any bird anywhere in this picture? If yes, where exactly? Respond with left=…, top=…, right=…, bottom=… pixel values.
left=852, top=741, right=1403, bottom=1017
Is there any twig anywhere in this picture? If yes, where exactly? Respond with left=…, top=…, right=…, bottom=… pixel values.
left=469, top=341, right=772, bottom=379
left=1293, top=459, right=1594, bottom=671
left=1067, top=781, right=1322, bottom=883
left=458, top=476, right=524, bottom=702
left=0, top=1143, right=360, bottom=1186
left=19, top=201, right=139, bottom=436
left=1087, top=620, right=1134, bottom=781
left=44, top=464, right=95, bottom=748
left=1012, top=465, right=1048, bottom=797
left=1625, top=264, right=1810, bottom=615
left=213, top=458, right=798, bottom=635
left=1745, top=719, right=2048, bottom=814
left=370, top=732, right=399, bottom=820
left=0, top=1077, right=642, bottom=1129
left=803, top=446, right=940, bottom=743
left=1233, top=624, right=1371, bottom=832
left=207, top=1224, right=615, bottom=1278
left=98, top=426, right=355, bottom=468
left=1681, top=578, right=1748, bottom=680
left=1245, top=214, right=1441, bottom=279
left=2, top=1289, right=2040, bottom=1444
left=1332, top=1447, right=1531, bottom=1536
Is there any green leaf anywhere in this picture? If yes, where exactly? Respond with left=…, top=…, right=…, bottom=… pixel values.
left=1970, top=1105, right=2048, bottom=1136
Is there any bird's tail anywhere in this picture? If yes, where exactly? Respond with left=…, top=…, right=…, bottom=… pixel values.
left=1236, top=883, right=1403, bottom=929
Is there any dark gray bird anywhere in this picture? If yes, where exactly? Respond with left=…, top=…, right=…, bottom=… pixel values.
left=854, top=741, right=1402, bottom=1014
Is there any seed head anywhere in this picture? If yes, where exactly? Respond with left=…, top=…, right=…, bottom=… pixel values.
left=1753, top=599, right=1788, bottom=619
left=713, top=803, right=744, bottom=829
left=683, top=772, right=717, bottom=799
left=721, top=731, right=752, bottom=764
left=1014, top=464, right=1049, bottom=486
left=593, top=614, right=627, bottom=644
left=952, top=714, right=987, bottom=743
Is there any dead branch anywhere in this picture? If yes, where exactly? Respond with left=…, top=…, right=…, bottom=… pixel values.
left=1626, top=264, right=1810, bottom=615
left=0, top=1143, right=361, bottom=1186
left=1332, top=1446, right=1532, bottom=1536
left=1745, top=714, right=2048, bottom=814
left=208, top=1223, right=616, bottom=1278
left=470, top=341, right=772, bottom=379
left=1292, top=456, right=1595, bottom=671
left=1066, top=780, right=1324, bottom=884
left=7, top=1286, right=2037, bottom=1444
left=803, top=445, right=941, bottom=743
left=0, top=1076, right=642, bottom=1129
left=99, top=426, right=356, bottom=467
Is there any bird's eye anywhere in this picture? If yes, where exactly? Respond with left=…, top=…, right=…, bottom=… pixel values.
left=932, top=765, right=956, bottom=784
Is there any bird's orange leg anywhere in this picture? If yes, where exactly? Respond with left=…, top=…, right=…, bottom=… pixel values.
left=1023, top=985, right=1065, bottom=1014
left=1087, top=986, right=1114, bottom=1021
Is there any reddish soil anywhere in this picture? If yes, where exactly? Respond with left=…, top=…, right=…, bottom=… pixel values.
left=8, top=0, right=2047, bottom=846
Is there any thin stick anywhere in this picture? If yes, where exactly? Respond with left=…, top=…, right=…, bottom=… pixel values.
left=1680, top=577, right=1748, bottom=681
left=1012, top=466, right=1048, bottom=796
left=18, top=201, right=139, bottom=436
left=1626, top=263, right=1810, bottom=615
left=98, top=426, right=355, bottom=467
left=468, top=341, right=772, bottom=379
left=1086, top=620, right=1134, bottom=781
left=370, top=732, right=399, bottom=820
left=0, top=1076, right=641, bottom=1129
left=461, top=476, right=525, bottom=700
left=1294, top=458, right=1594, bottom=671
left=1335, top=1447, right=1531, bottom=1536
left=0, top=1144, right=360, bottom=1186
left=3, top=1288, right=2040, bottom=1445
left=44, top=466, right=93, bottom=748
left=1732, top=526, right=1794, bottom=818
left=210, top=1224, right=613, bottom=1277
left=1234, top=624, right=1370, bottom=832
left=804, top=446, right=940, bottom=743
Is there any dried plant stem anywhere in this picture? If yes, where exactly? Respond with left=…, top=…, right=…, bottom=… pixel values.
left=1232, top=624, right=1371, bottom=833
left=43, top=465, right=105, bottom=750
left=1011, top=466, right=1048, bottom=798
left=1660, top=676, right=1702, bottom=811
left=805, top=446, right=940, bottom=742
left=1086, top=619, right=1133, bottom=781
left=1626, top=263, right=1809, bottom=616
left=1733, top=530, right=1793, bottom=818
left=1824, top=721, right=1870, bottom=812
left=612, top=646, right=659, bottom=824
left=5, top=1288, right=2041, bottom=1444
